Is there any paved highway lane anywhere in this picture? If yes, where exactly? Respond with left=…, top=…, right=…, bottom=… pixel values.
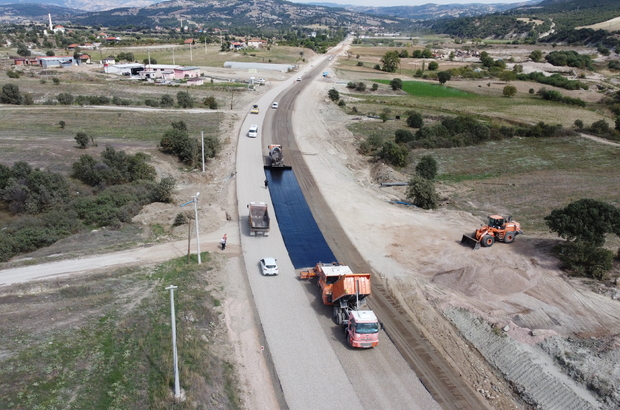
left=235, top=60, right=364, bottom=409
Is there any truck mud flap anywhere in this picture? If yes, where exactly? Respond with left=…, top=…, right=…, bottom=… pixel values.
left=263, top=165, right=292, bottom=170
left=461, top=235, right=481, bottom=250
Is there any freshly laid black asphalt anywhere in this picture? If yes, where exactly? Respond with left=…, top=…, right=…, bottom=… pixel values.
left=265, top=168, right=336, bottom=269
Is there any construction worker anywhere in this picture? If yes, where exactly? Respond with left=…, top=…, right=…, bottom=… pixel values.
left=264, top=179, right=268, bottom=188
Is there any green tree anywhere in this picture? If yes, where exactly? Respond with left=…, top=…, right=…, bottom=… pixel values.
left=52, top=77, right=60, bottom=85
left=574, top=119, right=584, bottom=129
left=544, top=199, right=620, bottom=247
left=406, top=175, right=438, bottom=209
left=46, top=50, right=55, bottom=56
left=143, top=57, right=157, bottom=64
left=0, top=84, right=22, bottom=105
left=59, top=121, right=66, bottom=129
left=176, top=91, right=194, bottom=108
left=437, top=71, right=451, bottom=84
left=428, top=61, right=439, bottom=71
left=415, top=155, right=437, bottom=180
left=355, top=82, right=366, bottom=92
left=406, top=112, right=424, bottom=128
left=328, top=88, right=340, bottom=101
left=590, top=120, right=610, bottom=135
left=389, top=78, right=403, bottom=91
left=529, top=50, right=542, bottom=62
left=503, top=85, right=517, bottom=97
left=380, top=51, right=400, bottom=73
left=557, top=241, right=614, bottom=280
left=75, top=132, right=89, bottom=148
left=371, top=83, right=379, bottom=91
left=17, top=44, right=31, bottom=57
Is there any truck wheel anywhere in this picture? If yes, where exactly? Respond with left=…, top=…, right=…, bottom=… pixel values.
left=332, top=306, right=339, bottom=319
left=482, top=235, right=494, bottom=247
left=335, top=312, right=343, bottom=325
left=504, top=232, right=515, bottom=243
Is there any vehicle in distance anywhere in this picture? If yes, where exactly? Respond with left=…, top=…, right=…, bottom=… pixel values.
left=260, top=257, right=278, bottom=276
left=296, top=77, right=302, bottom=82
left=271, top=102, right=279, bottom=109
left=248, top=125, right=258, bottom=138
left=257, top=78, right=266, bottom=85
left=251, top=104, right=259, bottom=114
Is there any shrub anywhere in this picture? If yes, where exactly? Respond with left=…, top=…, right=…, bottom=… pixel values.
left=52, top=77, right=60, bottom=85
left=428, top=61, right=439, bottom=71
left=590, top=119, right=611, bottom=135
left=177, top=91, right=194, bottom=108
left=415, top=155, right=438, bottom=180
left=557, top=241, right=614, bottom=280
left=57, top=92, right=74, bottom=105
left=75, top=132, right=89, bottom=148
left=346, top=82, right=356, bottom=89
left=574, top=119, right=584, bottom=129
left=437, top=71, right=451, bottom=84
left=6, top=70, right=20, bottom=79
left=0, top=84, right=22, bottom=105
left=406, top=175, right=438, bottom=209
left=145, top=99, right=160, bottom=107
left=373, top=64, right=381, bottom=70
left=355, top=82, right=366, bottom=92
left=389, top=78, right=403, bottom=91
left=203, top=96, right=218, bottom=109
left=406, top=112, right=424, bottom=128
left=151, top=176, right=176, bottom=203
left=338, top=100, right=346, bottom=107
left=356, top=61, right=363, bottom=66
left=160, top=94, right=174, bottom=107
left=503, top=85, right=517, bottom=97
left=371, top=83, right=378, bottom=91
left=379, top=141, right=408, bottom=167
left=328, top=88, right=340, bottom=101
left=395, top=129, right=415, bottom=144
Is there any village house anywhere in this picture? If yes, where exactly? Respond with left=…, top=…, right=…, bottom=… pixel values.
left=230, top=41, right=245, bottom=50
left=184, top=38, right=195, bottom=45
left=12, top=57, right=39, bottom=66
left=101, top=56, right=116, bottom=66
left=246, top=38, right=267, bottom=49
left=53, top=25, right=65, bottom=34
left=104, top=63, right=144, bottom=76
left=174, top=66, right=200, bottom=79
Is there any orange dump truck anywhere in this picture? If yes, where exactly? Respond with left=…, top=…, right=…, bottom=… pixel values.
left=301, top=262, right=379, bottom=348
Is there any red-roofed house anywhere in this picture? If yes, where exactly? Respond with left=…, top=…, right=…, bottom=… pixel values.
left=247, top=38, right=267, bottom=49
left=53, top=25, right=65, bottom=34
left=67, top=44, right=79, bottom=50
left=184, top=38, right=195, bottom=45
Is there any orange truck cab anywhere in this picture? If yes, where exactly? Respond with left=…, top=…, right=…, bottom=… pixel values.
left=345, top=310, right=380, bottom=348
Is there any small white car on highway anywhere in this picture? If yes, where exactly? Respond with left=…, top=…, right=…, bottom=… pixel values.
left=271, top=102, right=279, bottom=109
left=260, top=257, right=279, bottom=276
left=248, top=125, right=258, bottom=138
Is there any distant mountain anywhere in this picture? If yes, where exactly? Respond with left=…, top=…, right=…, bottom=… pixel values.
left=306, top=2, right=541, bottom=21
left=70, top=0, right=409, bottom=30
left=0, top=3, right=83, bottom=19
left=0, top=0, right=160, bottom=12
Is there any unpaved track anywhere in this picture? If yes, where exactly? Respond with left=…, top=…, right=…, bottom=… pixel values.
left=268, top=53, right=491, bottom=410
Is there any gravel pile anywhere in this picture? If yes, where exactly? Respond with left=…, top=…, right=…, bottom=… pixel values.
left=444, top=308, right=606, bottom=410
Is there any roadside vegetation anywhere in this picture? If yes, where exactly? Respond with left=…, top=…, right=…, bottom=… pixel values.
left=0, top=254, right=240, bottom=410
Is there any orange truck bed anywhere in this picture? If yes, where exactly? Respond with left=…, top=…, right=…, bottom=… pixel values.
left=332, top=274, right=371, bottom=303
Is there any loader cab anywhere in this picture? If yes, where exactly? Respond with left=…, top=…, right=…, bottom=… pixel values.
left=489, top=215, right=506, bottom=228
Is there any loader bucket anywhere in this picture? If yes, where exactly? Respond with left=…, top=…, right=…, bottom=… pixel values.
left=264, top=165, right=293, bottom=170
left=461, top=235, right=481, bottom=250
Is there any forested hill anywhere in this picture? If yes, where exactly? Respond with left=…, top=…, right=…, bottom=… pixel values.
left=427, top=0, right=620, bottom=40
left=0, top=3, right=82, bottom=18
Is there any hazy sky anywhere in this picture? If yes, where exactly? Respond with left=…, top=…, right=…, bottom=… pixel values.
left=292, top=0, right=524, bottom=7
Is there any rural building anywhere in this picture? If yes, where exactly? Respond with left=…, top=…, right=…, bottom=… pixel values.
left=185, top=77, right=204, bottom=86
left=102, top=56, right=116, bottom=65
left=78, top=54, right=91, bottom=64
left=37, top=56, right=75, bottom=68
left=246, top=38, right=267, bottom=48
left=224, top=61, right=296, bottom=73
left=12, top=57, right=39, bottom=66
left=174, top=66, right=200, bottom=79
left=184, top=38, right=195, bottom=45
left=104, top=63, right=144, bottom=76
left=230, top=41, right=245, bottom=50
left=53, top=25, right=65, bottom=34
left=139, top=69, right=175, bottom=81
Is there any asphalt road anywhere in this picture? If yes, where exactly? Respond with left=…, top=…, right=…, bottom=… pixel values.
left=237, top=46, right=443, bottom=409
left=258, top=45, right=493, bottom=410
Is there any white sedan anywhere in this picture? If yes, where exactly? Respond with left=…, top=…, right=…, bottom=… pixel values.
left=260, top=257, right=279, bottom=276
left=271, top=102, right=279, bottom=109
left=248, top=125, right=258, bottom=138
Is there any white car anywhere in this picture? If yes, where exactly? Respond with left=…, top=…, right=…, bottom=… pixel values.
left=271, top=102, right=279, bottom=109
left=248, top=125, right=258, bottom=138
left=260, top=257, right=278, bottom=276
left=296, top=77, right=302, bottom=82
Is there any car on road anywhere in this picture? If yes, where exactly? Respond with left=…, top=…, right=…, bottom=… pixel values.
left=260, top=257, right=278, bottom=276
left=248, top=125, right=258, bottom=138
left=296, top=77, right=302, bottom=82
left=271, top=102, right=279, bottom=109
left=251, top=104, right=259, bottom=114
left=257, top=78, right=266, bottom=85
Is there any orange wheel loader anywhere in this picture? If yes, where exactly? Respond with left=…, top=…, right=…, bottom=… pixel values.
left=461, top=215, right=522, bottom=250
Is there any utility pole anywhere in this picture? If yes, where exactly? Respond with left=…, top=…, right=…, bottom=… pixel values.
left=201, top=131, right=205, bottom=173
left=190, top=41, right=193, bottom=61
left=180, top=193, right=201, bottom=264
left=165, top=285, right=181, bottom=400
left=230, top=88, right=234, bottom=110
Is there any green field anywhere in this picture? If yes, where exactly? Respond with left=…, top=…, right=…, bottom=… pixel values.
left=374, top=79, right=472, bottom=97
